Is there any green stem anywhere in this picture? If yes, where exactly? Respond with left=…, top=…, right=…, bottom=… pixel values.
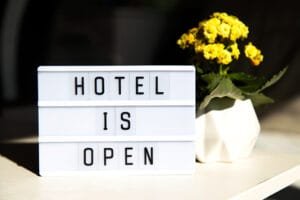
left=219, top=65, right=230, bottom=76
left=219, top=65, right=223, bottom=75
left=224, top=66, right=230, bottom=74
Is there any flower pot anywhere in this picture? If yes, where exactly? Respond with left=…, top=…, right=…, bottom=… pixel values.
left=195, top=99, right=260, bottom=162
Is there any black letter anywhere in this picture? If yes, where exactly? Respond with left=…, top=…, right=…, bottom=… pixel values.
left=83, top=148, right=93, bottom=166
left=104, top=148, right=114, bottom=166
left=144, top=147, right=154, bottom=165
left=155, top=76, right=164, bottom=95
left=103, top=112, right=108, bottom=130
left=115, top=76, right=125, bottom=95
left=120, top=112, right=131, bottom=130
left=75, top=76, right=84, bottom=95
left=125, top=147, right=133, bottom=165
left=136, top=76, right=144, bottom=95
left=94, top=76, right=105, bottom=95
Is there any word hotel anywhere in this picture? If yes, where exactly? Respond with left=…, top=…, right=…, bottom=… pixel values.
left=73, top=73, right=167, bottom=97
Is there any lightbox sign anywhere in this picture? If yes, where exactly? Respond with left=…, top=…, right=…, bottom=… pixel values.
left=38, top=66, right=195, bottom=176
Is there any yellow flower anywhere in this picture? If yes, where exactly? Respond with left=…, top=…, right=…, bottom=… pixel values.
left=194, top=40, right=205, bottom=53
left=203, top=43, right=224, bottom=60
left=234, top=21, right=249, bottom=40
left=217, top=22, right=231, bottom=38
left=212, top=12, right=230, bottom=21
left=188, top=27, right=198, bottom=35
left=251, top=54, right=264, bottom=66
left=177, top=35, right=187, bottom=49
left=207, top=17, right=221, bottom=26
left=212, top=12, right=249, bottom=41
left=202, top=18, right=220, bottom=43
left=244, top=42, right=258, bottom=58
left=186, top=33, right=195, bottom=44
left=230, top=26, right=241, bottom=41
left=177, top=33, right=195, bottom=49
left=217, top=49, right=232, bottom=65
left=229, top=43, right=240, bottom=60
left=239, top=22, right=249, bottom=38
left=176, top=12, right=261, bottom=68
left=177, top=27, right=199, bottom=49
left=244, top=42, right=263, bottom=66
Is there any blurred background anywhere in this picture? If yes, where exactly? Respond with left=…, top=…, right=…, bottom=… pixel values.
left=0, top=0, right=300, bottom=198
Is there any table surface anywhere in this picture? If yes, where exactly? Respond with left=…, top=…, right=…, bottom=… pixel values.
left=1, top=137, right=300, bottom=200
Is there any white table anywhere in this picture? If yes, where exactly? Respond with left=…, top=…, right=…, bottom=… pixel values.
left=1, top=137, right=300, bottom=200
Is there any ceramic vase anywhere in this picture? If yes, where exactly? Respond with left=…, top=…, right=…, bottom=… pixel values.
left=195, top=99, right=260, bottom=162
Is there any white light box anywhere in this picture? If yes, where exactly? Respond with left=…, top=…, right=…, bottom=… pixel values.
left=38, top=66, right=195, bottom=176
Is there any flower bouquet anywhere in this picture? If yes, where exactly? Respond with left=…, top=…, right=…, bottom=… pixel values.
left=177, top=12, right=287, bottom=112
left=177, top=12, right=287, bottom=162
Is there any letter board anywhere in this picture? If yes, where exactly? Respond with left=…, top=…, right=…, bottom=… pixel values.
left=38, top=66, right=195, bottom=175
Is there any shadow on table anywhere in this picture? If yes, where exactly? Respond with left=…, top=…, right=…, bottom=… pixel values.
left=0, top=105, right=39, bottom=175
left=0, top=143, right=39, bottom=175
left=267, top=186, right=300, bottom=200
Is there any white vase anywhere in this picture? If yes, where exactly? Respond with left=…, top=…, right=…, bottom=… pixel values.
left=195, top=99, right=260, bottom=162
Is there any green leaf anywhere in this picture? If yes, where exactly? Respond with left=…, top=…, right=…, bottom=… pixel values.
left=258, top=67, right=288, bottom=92
left=201, top=73, right=222, bottom=91
left=229, top=72, right=266, bottom=93
left=245, top=92, right=274, bottom=107
left=201, top=73, right=219, bottom=82
left=199, top=78, right=245, bottom=110
left=229, top=72, right=257, bottom=81
left=196, top=66, right=204, bottom=74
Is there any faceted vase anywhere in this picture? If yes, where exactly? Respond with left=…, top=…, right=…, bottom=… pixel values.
left=195, top=99, right=260, bottom=162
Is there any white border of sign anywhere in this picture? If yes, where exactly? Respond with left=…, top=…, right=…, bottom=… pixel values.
left=38, top=65, right=194, bottom=72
